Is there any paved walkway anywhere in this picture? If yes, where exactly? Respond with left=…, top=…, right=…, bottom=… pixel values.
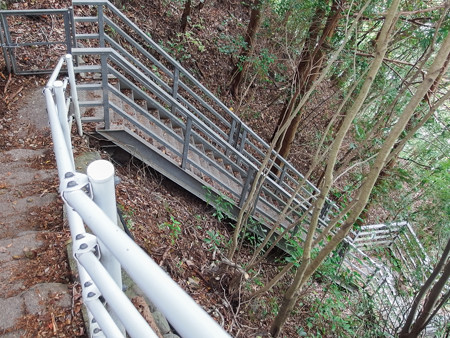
left=0, top=87, right=73, bottom=336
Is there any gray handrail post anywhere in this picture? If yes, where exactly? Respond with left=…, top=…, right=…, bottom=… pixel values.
left=101, top=53, right=110, bottom=128
left=65, top=54, right=82, bottom=136
left=86, top=160, right=125, bottom=335
left=171, top=67, right=180, bottom=115
left=239, top=167, right=256, bottom=208
left=0, top=12, right=12, bottom=73
left=182, top=117, right=193, bottom=169
left=98, top=4, right=105, bottom=47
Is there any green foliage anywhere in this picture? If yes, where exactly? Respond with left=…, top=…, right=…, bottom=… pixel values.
left=159, top=215, right=182, bottom=244
left=118, top=204, right=135, bottom=230
left=239, top=217, right=266, bottom=248
left=183, top=31, right=206, bottom=52
left=159, top=30, right=205, bottom=62
left=305, top=286, right=384, bottom=337
left=217, top=33, right=247, bottom=55
left=253, top=48, right=276, bottom=81
left=246, top=295, right=280, bottom=320
left=203, top=229, right=228, bottom=251
left=285, top=235, right=304, bottom=267
left=414, top=158, right=450, bottom=242
left=386, top=248, right=403, bottom=274
left=204, top=187, right=234, bottom=222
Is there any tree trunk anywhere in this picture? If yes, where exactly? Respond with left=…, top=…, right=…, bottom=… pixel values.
left=180, top=0, right=191, bottom=32
left=228, top=0, right=367, bottom=263
left=270, top=1, right=402, bottom=334
left=399, top=238, right=450, bottom=337
left=229, top=0, right=263, bottom=98
left=271, top=0, right=341, bottom=163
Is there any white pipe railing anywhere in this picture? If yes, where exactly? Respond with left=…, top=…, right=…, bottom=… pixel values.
left=44, top=54, right=230, bottom=337
left=63, top=189, right=230, bottom=338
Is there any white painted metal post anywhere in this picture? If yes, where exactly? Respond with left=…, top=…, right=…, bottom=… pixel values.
left=43, top=88, right=74, bottom=180
left=54, top=80, right=75, bottom=169
left=86, top=160, right=125, bottom=334
left=65, top=54, right=82, bottom=136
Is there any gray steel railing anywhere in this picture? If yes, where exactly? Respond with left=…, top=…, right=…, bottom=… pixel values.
left=44, top=53, right=230, bottom=338
left=71, top=0, right=339, bottom=239
left=0, top=8, right=75, bottom=74
left=343, top=222, right=447, bottom=335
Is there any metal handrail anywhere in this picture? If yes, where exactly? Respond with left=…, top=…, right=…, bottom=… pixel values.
left=72, top=47, right=330, bottom=239
left=342, top=221, right=445, bottom=335
left=0, top=8, right=75, bottom=74
left=44, top=54, right=230, bottom=338
left=71, top=0, right=339, bottom=217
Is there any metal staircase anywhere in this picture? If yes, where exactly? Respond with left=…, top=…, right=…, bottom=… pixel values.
left=342, top=222, right=447, bottom=335
left=69, top=0, right=339, bottom=244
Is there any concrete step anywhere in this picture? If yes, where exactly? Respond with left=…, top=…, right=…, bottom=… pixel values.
left=0, top=231, right=44, bottom=298
left=0, top=283, right=71, bottom=333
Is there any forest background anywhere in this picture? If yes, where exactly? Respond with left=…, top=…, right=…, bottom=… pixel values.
left=2, top=0, right=449, bottom=336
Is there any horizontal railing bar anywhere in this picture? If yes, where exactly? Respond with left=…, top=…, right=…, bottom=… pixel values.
left=105, top=74, right=186, bottom=144
left=82, top=296, right=124, bottom=337
left=352, top=240, right=394, bottom=247
left=81, top=117, right=104, bottom=123
left=76, top=251, right=157, bottom=337
left=73, top=0, right=108, bottom=5
left=74, top=65, right=102, bottom=73
left=79, top=100, right=103, bottom=107
left=103, top=16, right=174, bottom=79
left=5, top=41, right=66, bottom=47
left=177, top=79, right=232, bottom=129
left=74, top=16, right=99, bottom=22
left=103, top=33, right=171, bottom=92
left=76, top=33, right=100, bottom=40
left=355, top=229, right=398, bottom=236
left=76, top=83, right=103, bottom=90
left=186, top=152, right=244, bottom=189
left=359, top=221, right=407, bottom=231
left=106, top=67, right=168, bottom=112
left=0, top=8, right=69, bottom=15
left=63, top=188, right=231, bottom=338
left=176, top=92, right=229, bottom=140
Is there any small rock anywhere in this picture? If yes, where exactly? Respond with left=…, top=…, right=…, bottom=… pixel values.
left=187, top=276, right=200, bottom=288
left=163, top=334, right=180, bottom=338
left=23, top=247, right=37, bottom=259
left=152, top=311, right=170, bottom=334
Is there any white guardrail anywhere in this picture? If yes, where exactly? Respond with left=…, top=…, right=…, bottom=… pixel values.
left=44, top=54, right=230, bottom=338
